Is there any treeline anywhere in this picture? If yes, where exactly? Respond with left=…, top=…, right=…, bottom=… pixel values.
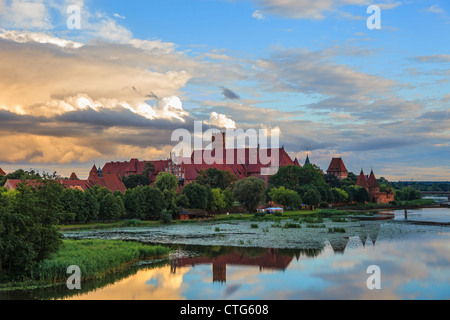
left=0, top=181, right=64, bottom=280
left=392, top=181, right=450, bottom=192
left=267, top=165, right=371, bottom=209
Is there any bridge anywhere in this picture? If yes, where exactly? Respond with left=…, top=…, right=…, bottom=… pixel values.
left=421, top=191, right=450, bottom=201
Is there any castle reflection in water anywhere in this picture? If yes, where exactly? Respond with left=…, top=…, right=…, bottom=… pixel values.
left=170, top=224, right=381, bottom=283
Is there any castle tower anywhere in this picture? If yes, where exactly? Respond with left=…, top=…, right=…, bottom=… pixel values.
left=368, top=170, right=380, bottom=203
left=357, top=170, right=369, bottom=191
left=327, top=158, right=349, bottom=181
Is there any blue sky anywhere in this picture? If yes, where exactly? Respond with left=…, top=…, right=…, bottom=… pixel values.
left=0, top=0, right=449, bottom=180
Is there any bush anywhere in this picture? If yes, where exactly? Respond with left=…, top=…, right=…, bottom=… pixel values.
left=159, top=210, right=173, bottom=224
left=121, top=219, right=143, bottom=227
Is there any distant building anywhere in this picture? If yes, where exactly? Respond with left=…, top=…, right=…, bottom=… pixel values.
left=327, top=158, right=349, bottom=181
left=4, top=167, right=126, bottom=194
left=102, top=132, right=298, bottom=190
left=356, top=169, right=395, bottom=204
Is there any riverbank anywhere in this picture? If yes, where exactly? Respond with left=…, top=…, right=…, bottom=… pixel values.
left=0, top=239, right=170, bottom=292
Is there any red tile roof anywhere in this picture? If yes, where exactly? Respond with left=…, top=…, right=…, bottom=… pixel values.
left=368, top=171, right=379, bottom=189
left=357, top=170, right=369, bottom=189
left=69, top=172, right=79, bottom=180
left=59, top=179, right=89, bottom=191
left=4, top=179, right=42, bottom=190
left=0, top=168, right=6, bottom=176
left=327, top=158, right=348, bottom=173
left=87, top=166, right=126, bottom=193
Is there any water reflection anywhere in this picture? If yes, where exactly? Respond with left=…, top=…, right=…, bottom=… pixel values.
left=2, top=214, right=449, bottom=300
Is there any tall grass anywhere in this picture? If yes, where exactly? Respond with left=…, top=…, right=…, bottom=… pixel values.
left=33, top=240, right=170, bottom=283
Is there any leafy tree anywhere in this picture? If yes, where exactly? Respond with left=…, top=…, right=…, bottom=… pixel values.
left=269, top=165, right=302, bottom=190
left=159, top=209, right=173, bottom=224
left=331, top=188, right=349, bottom=203
left=342, top=172, right=358, bottom=187
left=175, top=193, right=190, bottom=208
left=298, top=164, right=326, bottom=187
left=84, top=191, right=99, bottom=223
left=325, top=174, right=342, bottom=188
left=182, top=183, right=209, bottom=210
left=302, top=188, right=321, bottom=207
left=33, top=181, right=64, bottom=261
left=122, top=174, right=150, bottom=189
left=124, top=186, right=166, bottom=220
left=268, top=187, right=302, bottom=210
left=210, top=188, right=226, bottom=212
left=196, top=168, right=237, bottom=190
left=222, top=188, right=234, bottom=210
left=0, top=169, right=42, bottom=187
left=354, top=186, right=370, bottom=203
left=233, top=177, right=266, bottom=213
left=155, top=172, right=178, bottom=193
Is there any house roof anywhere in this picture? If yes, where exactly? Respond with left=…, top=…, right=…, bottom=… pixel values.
left=0, top=168, right=6, bottom=176
left=327, top=158, right=348, bottom=173
left=88, top=167, right=126, bottom=193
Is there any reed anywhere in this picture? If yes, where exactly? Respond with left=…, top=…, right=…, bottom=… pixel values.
left=33, top=240, right=170, bottom=283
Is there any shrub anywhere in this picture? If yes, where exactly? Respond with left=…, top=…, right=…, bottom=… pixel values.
left=159, top=210, right=173, bottom=224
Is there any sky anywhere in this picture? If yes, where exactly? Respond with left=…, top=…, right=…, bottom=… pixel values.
left=0, top=0, right=449, bottom=181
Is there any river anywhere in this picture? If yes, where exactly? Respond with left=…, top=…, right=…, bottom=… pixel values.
left=2, top=207, right=449, bottom=300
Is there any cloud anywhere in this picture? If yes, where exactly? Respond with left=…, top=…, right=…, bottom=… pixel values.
left=426, top=5, right=443, bottom=14
left=0, top=28, right=83, bottom=48
left=0, top=0, right=52, bottom=30
left=204, top=112, right=236, bottom=129
left=221, top=87, right=241, bottom=100
left=252, top=10, right=265, bottom=20
left=414, top=54, right=450, bottom=63
left=247, top=0, right=401, bottom=20
left=0, top=37, right=191, bottom=118
left=254, top=48, right=395, bottom=100
left=113, top=13, right=126, bottom=19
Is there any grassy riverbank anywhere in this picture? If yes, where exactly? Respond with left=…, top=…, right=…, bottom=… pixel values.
left=0, top=239, right=170, bottom=291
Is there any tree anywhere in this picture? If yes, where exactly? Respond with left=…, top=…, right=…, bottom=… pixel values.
left=298, top=164, right=326, bottom=187
left=84, top=191, right=99, bottom=223
left=182, top=183, right=209, bottom=210
left=331, top=188, right=349, bottom=203
left=210, top=188, right=226, bottom=212
left=196, top=168, right=237, bottom=190
left=122, top=174, right=150, bottom=189
left=155, top=172, right=178, bottom=193
left=176, top=193, right=190, bottom=208
left=302, top=188, right=321, bottom=207
left=269, top=165, right=302, bottom=190
left=0, top=169, right=42, bottom=187
left=99, top=193, right=118, bottom=221
left=222, top=188, right=234, bottom=210
left=355, top=186, right=370, bottom=203
left=124, top=186, right=166, bottom=220
left=269, top=187, right=302, bottom=210
left=159, top=209, right=173, bottom=224
left=342, top=172, right=358, bottom=187
left=33, top=181, right=64, bottom=261
left=325, top=174, right=342, bottom=188
left=233, top=177, right=266, bottom=213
